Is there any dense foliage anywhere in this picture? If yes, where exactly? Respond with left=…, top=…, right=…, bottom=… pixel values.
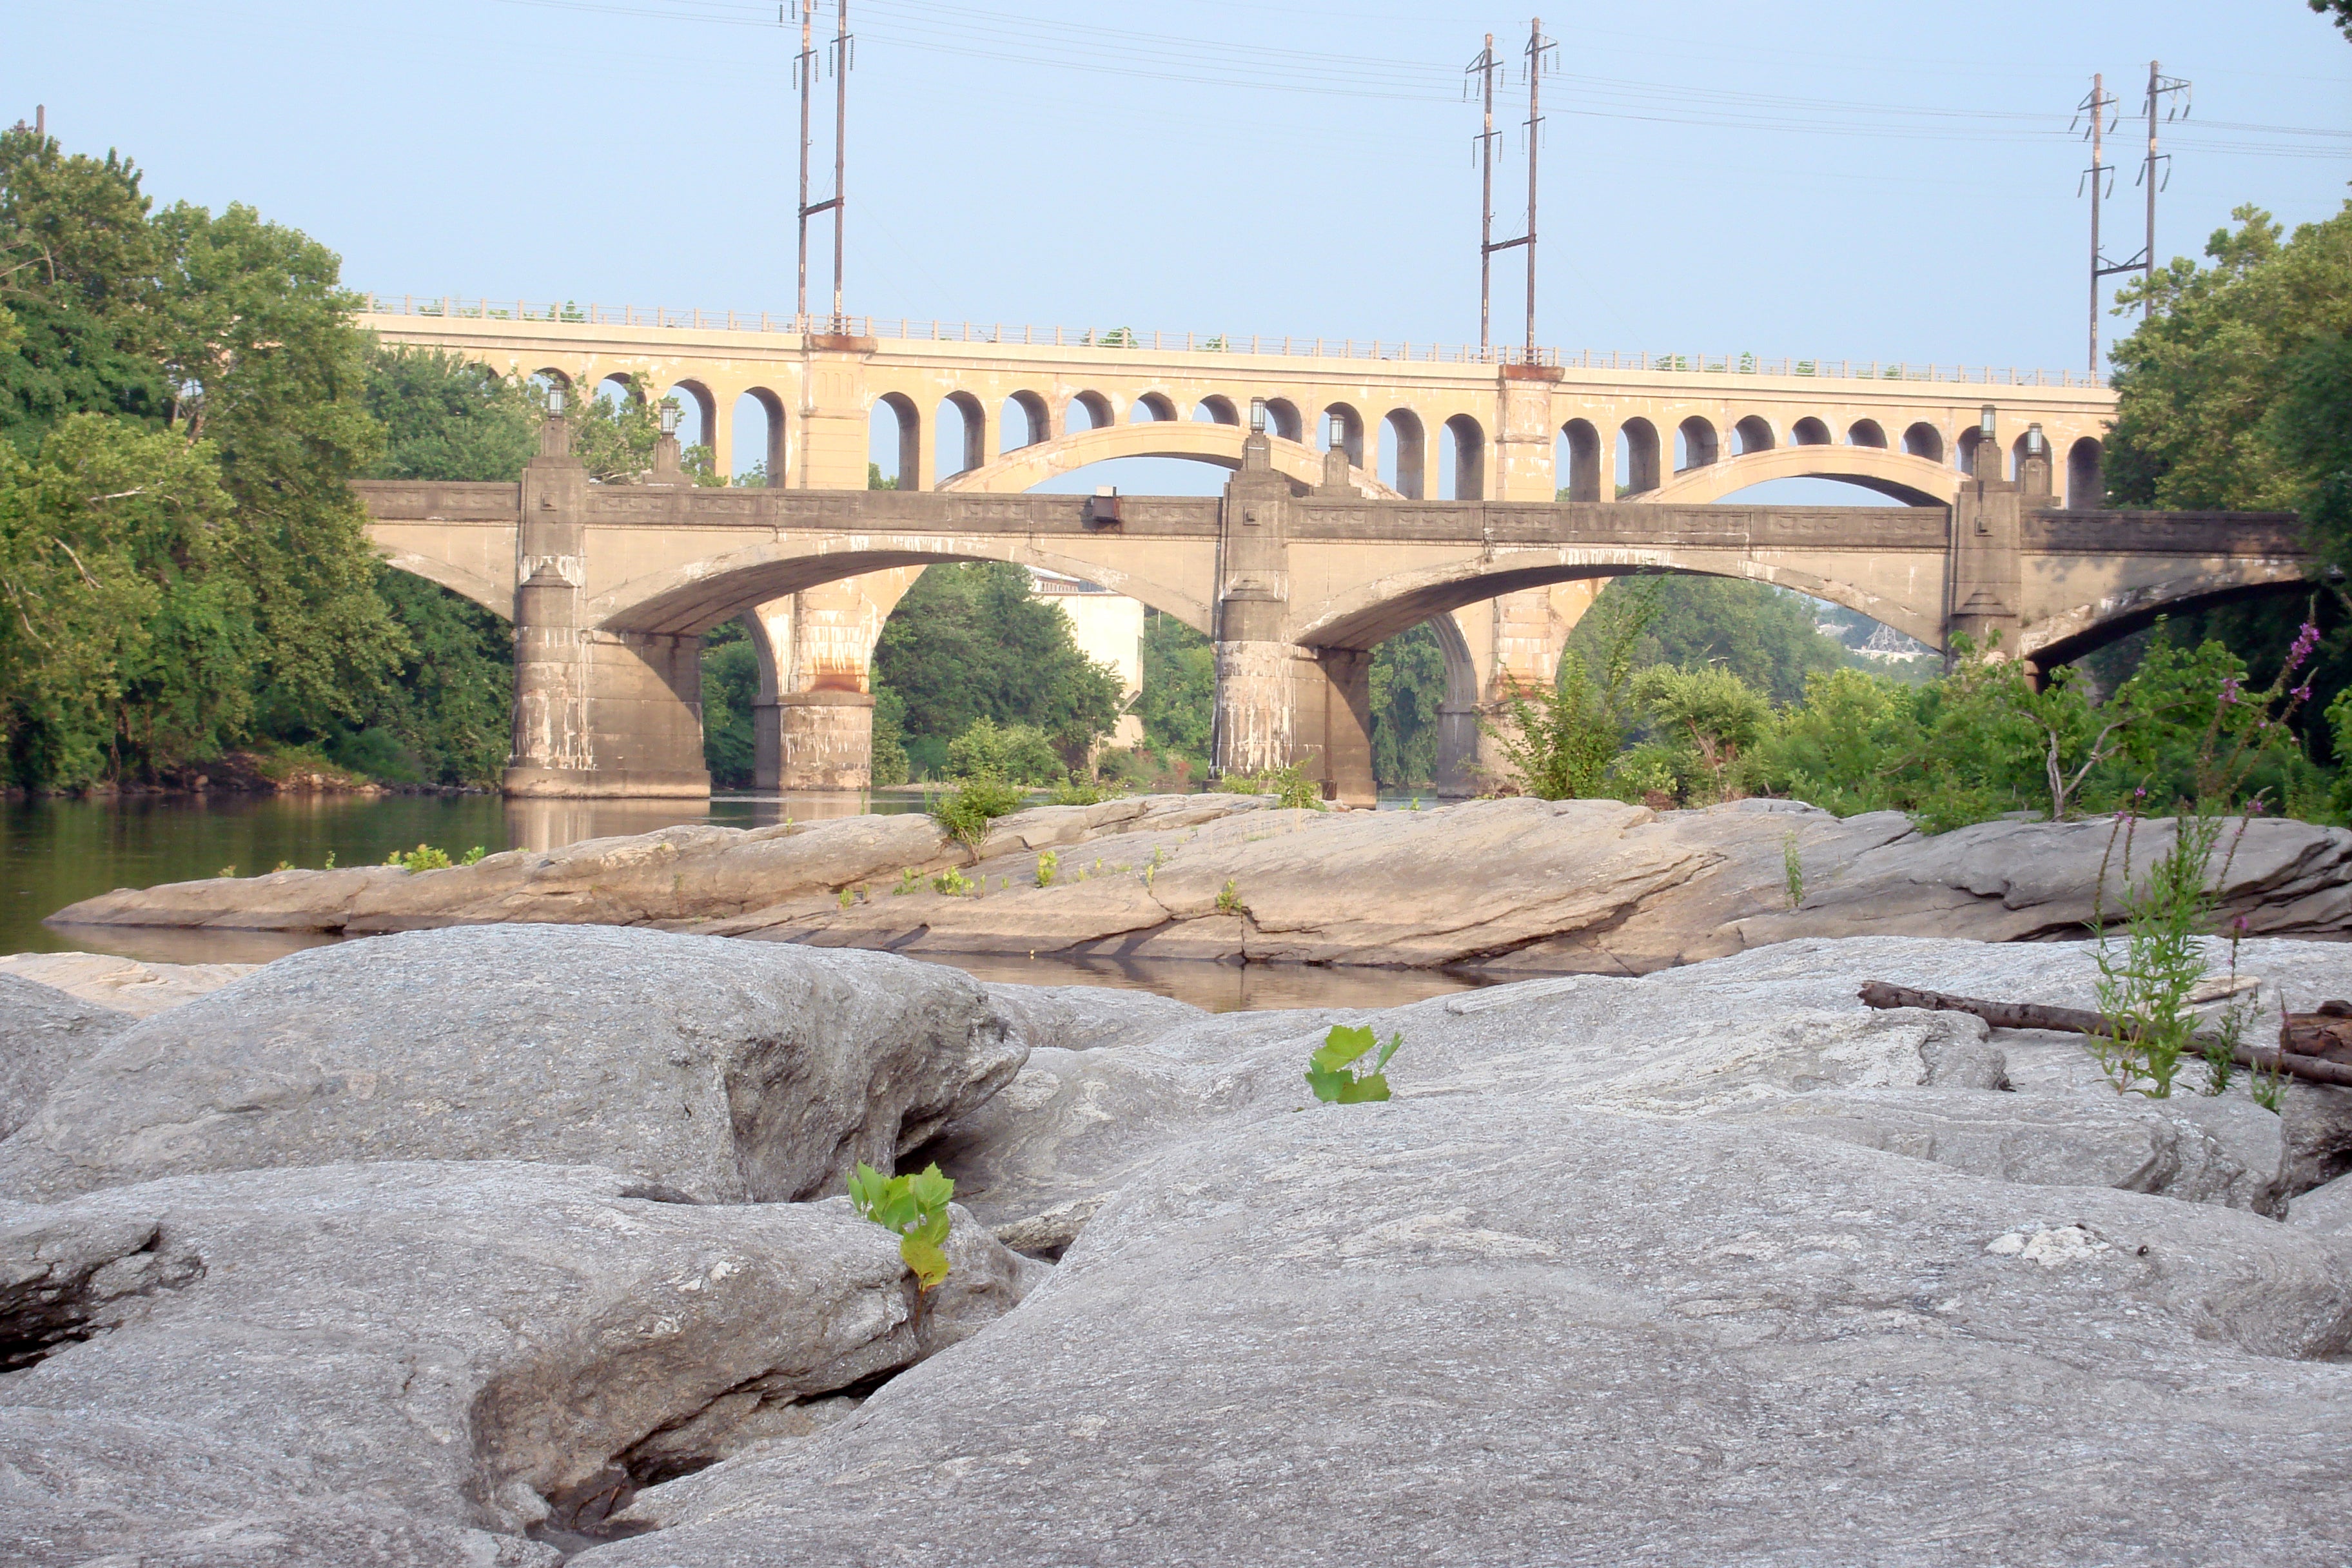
left=871, top=562, right=1125, bottom=782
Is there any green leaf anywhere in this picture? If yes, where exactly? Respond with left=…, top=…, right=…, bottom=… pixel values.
left=846, top=1162, right=888, bottom=1217
left=1334, top=1073, right=1391, bottom=1104
left=901, top=1233, right=952, bottom=1292
left=1371, top=1031, right=1405, bottom=1073
left=907, top=1163, right=956, bottom=1212
left=1309, top=1024, right=1377, bottom=1072
left=1304, top=1063, right=1346, bottom=1102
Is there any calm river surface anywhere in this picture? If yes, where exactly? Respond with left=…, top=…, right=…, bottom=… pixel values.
left=3, top=790, right=1484, bottom=1012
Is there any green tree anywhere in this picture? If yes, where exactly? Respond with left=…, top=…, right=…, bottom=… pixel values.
left=871, top=562, right=1124, bottom=776
left=2312, top=0, right=2352, bottom=41
left=1631, top=664, right=1773, bottom=799
left=2106, top=202, right=2352, bottom=518
left=364, top=344, right=538, bottom=483
left=1592, top=574, right=1847, bottom=705
left=0, top=128, right=168, bottom=450
left=1139, top=607, right=1213, bottom=761
left=700, top=618, right=758, bottom=788
left=1370, top=623, right=1445, bottom=787
left=1482, top=579, right=1661, bottom=798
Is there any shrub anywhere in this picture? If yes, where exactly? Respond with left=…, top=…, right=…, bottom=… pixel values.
left=946, top=717, right=1063, bottom=786
left=1035, top=850, right=1059, bottom=888
left=1217, top=761, right=1325, bottom=810
left=385, top=843, right=453, bottom=872
left=930, top=774, right=1028, bottom=860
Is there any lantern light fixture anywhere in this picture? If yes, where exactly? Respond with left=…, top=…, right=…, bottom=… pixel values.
left=1250, top=397, right=1268, bottom=435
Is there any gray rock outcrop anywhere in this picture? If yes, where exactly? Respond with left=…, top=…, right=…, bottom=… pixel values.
left=50, top=797, right=2352, bottom=974
left=0, top=973, right=128, bottom=1140
left=574, top=1043, right=2352, bottom=1568
left=0, top=925, right=1024, bottom=1202
left=0, top=1161, right=1043, bottom=1565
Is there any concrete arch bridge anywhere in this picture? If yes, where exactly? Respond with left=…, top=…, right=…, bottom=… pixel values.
left=362, top=309, right=2130, bottom=794
left=360, top=407, right=2305, bottom=803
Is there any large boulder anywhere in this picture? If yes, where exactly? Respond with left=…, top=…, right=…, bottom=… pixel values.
left=0, top=972, right=128, bottom=1140
left=0, top=925, right=1024, bottom=1202
left=0, top=1160, right=1044, bottom=1566
left=582, top=1079, right=2352, bottom=1566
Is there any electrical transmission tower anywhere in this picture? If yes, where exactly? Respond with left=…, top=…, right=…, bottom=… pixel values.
left=2073, top=61, right=2189, bottom=376
left=1469, top=19, right=1554, bottom=360
left=787, top=2, right=853, bottom=332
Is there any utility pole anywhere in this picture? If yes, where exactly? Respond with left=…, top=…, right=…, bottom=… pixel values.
left=2139, top=61, right=2191, bottom=318
left=1466, top=34, right=1503, bottom=355
left=830, top=0, right=852, bottom=329
left=792, top=3, right=815, bottom=329
left=2075, top=74, right=2121, bottom=377
left=1522, top=17, right=1553, bottom=360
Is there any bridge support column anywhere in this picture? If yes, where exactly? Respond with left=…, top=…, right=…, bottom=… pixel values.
left=1948, top=417, right=2031, bottom=657
left=1213, top=431, right=1297, bottom=780
left=505, top=415, right=711, bottom=798
left=1296, top=647, right=1377, bottom=807
left=1449, top=583, right=1599, bottom=794
left=745, top=569, right=921, bottom=790
left=1493, top=364, right=1565, bottom=502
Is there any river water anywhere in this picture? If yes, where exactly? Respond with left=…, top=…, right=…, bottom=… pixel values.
left=3, top=790, right=1486, bottom=1012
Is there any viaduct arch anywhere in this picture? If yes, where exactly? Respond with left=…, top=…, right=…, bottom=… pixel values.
left=359, top=410, right=2301, bottom=803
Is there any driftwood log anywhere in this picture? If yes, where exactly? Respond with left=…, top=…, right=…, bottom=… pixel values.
left=1857, top=980, right=2352, bottom=1090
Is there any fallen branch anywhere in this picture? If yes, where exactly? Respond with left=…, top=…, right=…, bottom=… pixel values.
left=1858, top=979, right=2352, bottom=1090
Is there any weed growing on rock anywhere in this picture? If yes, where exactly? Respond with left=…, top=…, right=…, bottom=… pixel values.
left=1217, top=762, right=1325, bottom=810
left=1782, top=831, right=1805, bottom=909
left=385, top=844, right=453, bottom=872
left=2093, top=812, right=2233, bottom=1097
left=323, top=850, right=335, bottom=868
left=1035, top=850, right=1059, bottom=888
left=894, top=867, right=921, bottom=896
left=1306, top=1024, right=1405, bottom=1104
left=932, top=867, right=975, bottom=897
left=272, top=860, right=293, bottom=873
left=1217, top=877, right=1241, bottom=914
left=461, top=847, right=487, bottom=866
left=217, top=865, right=236, bottom=878
left=838, top=888, right=855, bottom=910
left=847, top=1162, right=955, bottom=1293
left=932, top=775, right=1026, bottom=861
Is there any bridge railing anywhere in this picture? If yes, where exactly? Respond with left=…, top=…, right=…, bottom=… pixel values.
left=356, top=294, right=2108, bottom=389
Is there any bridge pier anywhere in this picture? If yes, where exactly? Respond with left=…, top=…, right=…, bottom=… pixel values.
left=743, top=569, right=921, bottom=790
left=505, top=415, right=712, bottom=798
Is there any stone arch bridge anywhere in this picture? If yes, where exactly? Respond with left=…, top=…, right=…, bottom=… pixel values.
left=360, top=402, right=2304, bottom=801
left=361, top=309, right=2162, bottom=796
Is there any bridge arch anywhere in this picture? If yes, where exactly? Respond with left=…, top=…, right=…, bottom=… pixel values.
left=934, top=420, right=1400, bottom=498
left=872, top=391, right=920, bottom=489
left=1383, top=409, right=1427, bottom=498
left=939, top=391, right=986, bottom=478
left=2015, top=566, right=2314, bottom=670
left=1848, top=419, right=1887, bottom=449
left=1444, top=414, right=1485, bottom=500
left=1791, top=416, right=1831, bottom=447
left=2067, top=438, right=2104, bottom=507
left=1195, top=395, right=1239, bottom=426
left=1640, top=444, right=1959, bottom=507
left=1262, top=397, right=1304, bottom=443
left=665, top=380, right=717, bottom=451
left=1324, top=403, right=1365, bottom=467
left=1676, top=416, right=1720, bottom=471
left=1732, top=415, right=1776, bottom=455
left=1291, top=550, right=1943, bottom=655
left=1558, top=419, right=1602, bottom=502
left=378, top=549, right=513, bottom=620
left=592, top=538, right=1216, bottom=642
left=1903, top=422, right=1945, bottom=463
left=1003, top=391, right=1051, bottom=451
left=736, top=388, right=786, bottom=484
left=1619, top=418, right=1663, bottom=493
left=1130, top=392, right=1177, bottom=423
left=1066, top=390, right=1113, bottom=431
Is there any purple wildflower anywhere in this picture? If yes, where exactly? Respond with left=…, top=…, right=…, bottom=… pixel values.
left=2288, top=622, right=2322, bottom=672
left=2220, top=676, right=2242, bottom=705
left=2293, top=683, right=2313, bottom=703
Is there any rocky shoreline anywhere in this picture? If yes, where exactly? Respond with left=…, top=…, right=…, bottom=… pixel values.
left=2, top=923, right=2350, bottom=1563
left=46, top=794, right=2352, bottom=974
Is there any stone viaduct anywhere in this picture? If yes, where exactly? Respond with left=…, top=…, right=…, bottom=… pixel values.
left=351, top=306, right=2303, bottom=802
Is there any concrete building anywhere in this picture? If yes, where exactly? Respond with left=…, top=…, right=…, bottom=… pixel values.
left=1028, top=571, right=1145, bottom=748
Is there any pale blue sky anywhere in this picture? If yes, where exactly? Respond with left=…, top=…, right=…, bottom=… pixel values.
left=8, top=0, right=2347, bottom=497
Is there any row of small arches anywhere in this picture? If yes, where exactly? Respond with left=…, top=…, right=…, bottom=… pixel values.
left=551, top=369, right=2103, bottom=507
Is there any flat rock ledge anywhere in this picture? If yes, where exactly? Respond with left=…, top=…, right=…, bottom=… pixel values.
left=46, top=796, right=2352, bottom=973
